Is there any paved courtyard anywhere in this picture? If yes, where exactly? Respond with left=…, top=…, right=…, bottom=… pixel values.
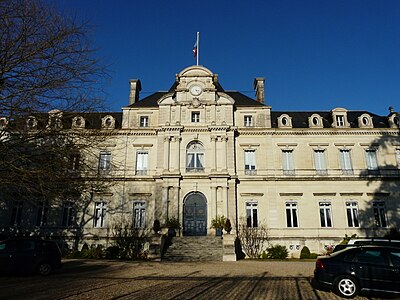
left=0, top=259, right=398, bottom=300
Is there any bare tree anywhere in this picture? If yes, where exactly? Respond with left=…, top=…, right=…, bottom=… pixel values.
left=0, top=0, right=112, bottom=239
left=0, top=0, right=107, bottom=117
left=237, top=218, right=270, bottom=259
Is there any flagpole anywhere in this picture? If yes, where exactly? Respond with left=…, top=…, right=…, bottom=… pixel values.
left=196, top=32, right=199, bottom=66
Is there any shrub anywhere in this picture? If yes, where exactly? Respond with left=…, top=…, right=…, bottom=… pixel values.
left=165, top=217, right=181, bottom=229
left=224, top=218, right=232, bottom=233
left=105, top=246, right=120, bottom=259
left=261, top=250, right=268, bottom=259
left=300, top=246, right=311, bottom=259
left=266, top=245, right=289, bottom=259
left=211, top=215, right=226, bottom=229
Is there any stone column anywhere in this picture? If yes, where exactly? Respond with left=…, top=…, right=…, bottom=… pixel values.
left=161, top=186, right=169, bottom=223
left=222, top=136, right=228, bottom=171
left=222, top=186, right=229, bottom=217
left=211, top=136, right=217, bottom=172
left=210, top=185, right=218, bottom=220
left=163, top=136, right=170, bottom=172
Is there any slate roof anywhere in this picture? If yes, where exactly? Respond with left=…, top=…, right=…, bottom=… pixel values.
left=128, top=81, right=264, bottom=108
left=270, top=111, right=390, bottom=128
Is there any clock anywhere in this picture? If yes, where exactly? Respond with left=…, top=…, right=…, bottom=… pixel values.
left=190, top=85, right=202, bottom=96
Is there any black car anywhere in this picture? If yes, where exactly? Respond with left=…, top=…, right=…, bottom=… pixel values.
left=0, top=238, right=62, bottom=275
left=314, top=245, right=400, bottom=298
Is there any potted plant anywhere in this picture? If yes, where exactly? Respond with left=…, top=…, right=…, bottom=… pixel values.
left=211, top=215, right=226, bottom=236
left=165, top=217, right=180, bottom=237
left=224, top=218, right=232, bottom=234
left=152, top=219, right=161, bottom=234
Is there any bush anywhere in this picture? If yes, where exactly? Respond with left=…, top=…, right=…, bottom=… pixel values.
left=266, top=245, right=289, bottom=259
left=300, top=246, right=311, bottom=259
left=105, top=246, right=120, bottom=259
left=261, top=250, right=268, bottom=259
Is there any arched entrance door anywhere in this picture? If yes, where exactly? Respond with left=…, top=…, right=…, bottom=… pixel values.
left=183, top=192, right=207, bottom=236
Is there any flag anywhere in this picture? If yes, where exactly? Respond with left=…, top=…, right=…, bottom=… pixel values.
left=193, top=39, right=198, bottom=58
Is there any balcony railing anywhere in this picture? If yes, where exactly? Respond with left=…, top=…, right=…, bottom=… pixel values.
left=135, top=170, right=148, bottom=175
left=245, top=169, right=257, bottom=175
left=186, top=167, right=204, bottom=173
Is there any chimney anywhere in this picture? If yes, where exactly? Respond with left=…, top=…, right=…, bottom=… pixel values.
left=129, top=79, right=142, bottom=105
left=253, top=77, right=265, bottom=104
left=389, top=106, right=395, bottom=114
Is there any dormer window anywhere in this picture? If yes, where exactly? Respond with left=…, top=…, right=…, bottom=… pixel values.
left=140, top=116, right=149, bottom=127
left=26, top=116, right=37, bottom=130
left=331, top=108, right=349, bottom=128
left=308, top=114, right=323, bottom=128
left=72, top=116, right=85, bottom=129
left=192, top=112, right=200, bottom=123
left=388, top=113, right=399, bottom=128
left=0, top=117, right=8, bottom=129
left=277, top=114, right=292, bottom=128
left=358, top=114, right=373, bottom=128
left=336, top=115, right=345, bottom=127
left=101, top=115, right=115, bottom=129
left=244, top=115, right=253, bottom=127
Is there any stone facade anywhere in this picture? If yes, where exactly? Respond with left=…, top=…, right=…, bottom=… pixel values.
left=1, top=65, right=400, bottom=257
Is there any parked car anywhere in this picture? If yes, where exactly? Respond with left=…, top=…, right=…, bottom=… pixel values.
left=0, top=238, right=62, bottom=275
left=314, top=245, right=400, bottom=298
left=333, top=238, right=400, bottom=252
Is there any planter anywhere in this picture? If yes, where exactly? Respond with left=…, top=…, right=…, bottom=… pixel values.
left=216, top=228, right=223, bottom=236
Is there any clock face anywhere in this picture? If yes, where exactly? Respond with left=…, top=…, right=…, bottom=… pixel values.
left=190, top=85, right=202, bottom=96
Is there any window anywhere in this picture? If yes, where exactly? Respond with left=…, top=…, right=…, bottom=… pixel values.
left=286, top=202, right=298, bottom=227
left=186, top=141, right=204, bottom=172
left=98, top=151, right=111, bottom=174
left=94, top=201, right=107, bottom=228
left=389, top=250, right=400, bottom=267
left=314, top=150, right=327, bottom=175
left=36, top=201, right=49, bottom=227
left=136, top=151, right=148, bottom=175
left=373, top=201, right=387, bottom=228
left=282, top=150, right=295, bottom=175
left=246, top=202, right=258, bottom=227
left=10, top=201, right=23, bottom=226
left=346, top=201, right=359, bottom=227
left=396, top=149, right=400, bottom=168
left=319, top=202, right=332, bottom=227
left=133, top=201, right=146, bottom=228
left=140, top=116, right=149, bottom=127
left=365, top=149, right=379, bottom=174
left=244, top=150, right=256, bottom=175
left=244, top=115, right=253, bottom=127
left=191, top=112, right=200, bottom=123
left=340, top=149, right=353, bottom=175
left=62, top=201, right=75, bottom=227
left=336, top=115, right=345, bottom=127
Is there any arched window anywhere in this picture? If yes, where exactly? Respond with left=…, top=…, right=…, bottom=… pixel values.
left=186, top=141, right=204, bottom=172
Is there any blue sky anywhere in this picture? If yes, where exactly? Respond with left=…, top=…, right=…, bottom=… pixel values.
left=56, top=0, right=400, bottom=115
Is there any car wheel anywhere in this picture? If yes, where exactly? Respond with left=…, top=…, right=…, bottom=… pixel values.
left=334, top=275, right=359, bottom=298
left=37, top=262, right=52, bottom=276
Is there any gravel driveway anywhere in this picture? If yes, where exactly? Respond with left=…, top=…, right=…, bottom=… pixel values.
left=0, top=259, right=398, bottom=300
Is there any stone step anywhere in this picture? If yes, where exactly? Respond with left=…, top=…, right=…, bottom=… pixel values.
left=162, top=236, right=223, bottom=262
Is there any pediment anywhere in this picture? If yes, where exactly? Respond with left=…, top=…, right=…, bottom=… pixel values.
left=178, top=65, right=213, bottom=78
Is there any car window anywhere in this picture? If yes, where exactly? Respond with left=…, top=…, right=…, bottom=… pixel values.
left=356, top=250, right=387, bottom=266
left=19, top=240, right=36, bottom=251
left=389, top=251, right=400, bottom=267
left=0, top=242, right=5, bottom=251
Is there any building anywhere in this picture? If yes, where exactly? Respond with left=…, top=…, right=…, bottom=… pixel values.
left=1, top=65, right=400, bottom=256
